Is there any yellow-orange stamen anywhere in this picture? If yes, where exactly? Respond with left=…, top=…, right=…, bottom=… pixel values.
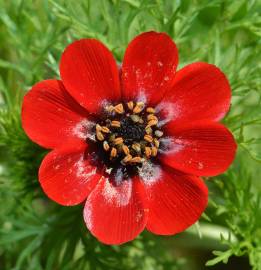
left=114, top=103, right=124, bottom=114
left=122, top=145, right=130, bottom=155
left=114, top=137, right=124, bottom=145
left=151, top=147, right=157, bottom=157
left=146, top=107, right=155, bottom=114
left=130, top=156, right=142, bottom=163
left=96, top=131, right=104, bottom=141
left=101, top=126, right=110, bottom=133
left=103, top=141, right=110, bottom=151
left=127, top=101, right=134, bottom=110
left=110, top=147, right=117, bottom=158
left=111, top=120, right=121, bottom=127
left=154, top=138, right=160, bottom=148
left=145, top=147, right=152, bottom=158
left=144, top=134, right=153, bottom=143
left=122, top=154, right=132, bottom=163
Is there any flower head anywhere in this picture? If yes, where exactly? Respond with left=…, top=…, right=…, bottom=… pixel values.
left=22, top=31, right=237, bottom=245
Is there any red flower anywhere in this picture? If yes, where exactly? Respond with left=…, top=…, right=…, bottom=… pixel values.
left=22, top=32, right=237, bottom=245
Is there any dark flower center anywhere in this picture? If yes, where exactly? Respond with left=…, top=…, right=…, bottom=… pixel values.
left=118, top=117, right=145, bottom=142
left=93, top=101, right=163, bottom=167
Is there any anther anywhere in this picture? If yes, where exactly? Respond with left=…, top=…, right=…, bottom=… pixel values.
left=122, top=154, right=132, bottom=163
left=110, top=147, right=117, bottom=158
left=154, top=138, right=160, bottom=148
left=96, top=124, right=102, bottom=131
left=144, top=134, right=153, bottom=143
left=145, top=127, right=153, bottom=135
left=114, top=103, right=124, bottom=114
left=122, top=145, right=130, bottom=155
left=96, top=131, right=104, bottom=141
left=147, top=114, right=158, bottom=121
left=145, top=147, right=152, bottom=158
left=111, top=120, right=121, bottom=128
left=130, top=156, right=142, bottom=163
left=146, top=107, right=155, bottom=114
left=127, top=101, right=134, bottom=110
left=114, top=137, right=124, bottom=145
left=130, top=114, right=140, bottom=123
left=103, top=141, right=110, bottom=151
left=132, top=143, right=141, bottom=153
left=146, top=119, right=158, bottom=128
left=101, top=126, right=110, bottom=133
left=155, top=130, right=163, bottom=137
left=137, top=101, right=145, bottom=107
left=105, top=105, right=114, bottom=113
left=151, top=147, right=157, bottom=157
left=133, top=102, right=145, bottom=114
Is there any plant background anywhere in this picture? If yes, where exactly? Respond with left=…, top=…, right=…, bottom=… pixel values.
left=0, top=0, right=260, bottom=269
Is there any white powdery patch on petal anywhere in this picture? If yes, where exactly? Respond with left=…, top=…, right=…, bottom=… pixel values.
left=139, top=161, right=162, bottom=186
left=164, top=76, right=170, bottom=81
left=53, top=164, right=61, bottom=170
left=174, top=137, right=198, bottom=147
left=187, top=158, right=205, bottom=171
left=103, top=178, right=132, bottom=207
left=101, top=99, right=118, bottom=118
left=84, top=178, right=104, bottom=230
left=137, top=88, right=147, bottom=104
left=114, top=168, right=124, bottom=186
left=198, top=162, right=204, bottom=170
left=135, top=209, right=144, bottom=223
left=63, top=189, right=82, bottom=206
left=101, top=99, right=112, bottom=109
left=74, top=155, right=97, bottom=182
left=84, top=200, right=94, bottom=230
left=63, top=199, right=74, bottom=206
left=158, top=136, right=184, bottom=155
left=157, top=61, right=163, bottom=67
left=72, top=119, right=95, bottom=140
left=155, top=101, right=181, bottom=127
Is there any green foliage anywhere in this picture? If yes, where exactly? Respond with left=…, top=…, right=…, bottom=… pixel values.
left=1, top=203, right=184, bottom=270
left=206, top=162, right=261, bottom=269
left=0, top=0, right=260, bottom=269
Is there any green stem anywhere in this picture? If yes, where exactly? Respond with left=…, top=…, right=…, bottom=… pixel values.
left=168, top=223, right=237, bottom=251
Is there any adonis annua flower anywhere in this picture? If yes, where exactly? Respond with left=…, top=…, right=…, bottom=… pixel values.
left=22, top=31, right=237, bottom=244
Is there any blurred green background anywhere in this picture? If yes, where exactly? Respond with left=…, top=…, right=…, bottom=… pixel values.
left=0, top=0, right=260, bottom=269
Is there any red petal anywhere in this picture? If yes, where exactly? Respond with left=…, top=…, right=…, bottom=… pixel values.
left=121, top=31, right=178, bottom=105
left=60, top=39, right=121, bottom=113
left=141, top=165, right=208, bottom=235
left=39, top=141, right=102, bottom=206
left=158, top=63, right=231, bottom=123
left=160, top=121, right=237, bottom=176
left=84, top=177, right=148, bottom=245
left=22, top=80, right=91, bottom=149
